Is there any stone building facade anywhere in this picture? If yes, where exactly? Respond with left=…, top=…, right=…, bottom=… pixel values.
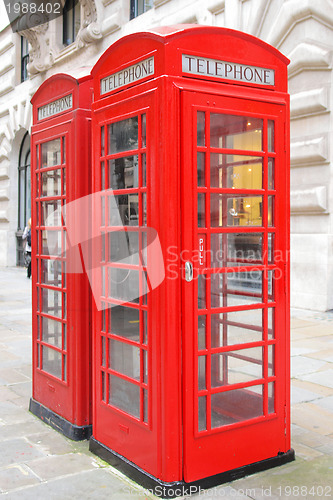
left=0, top=0, right=332, bottom=311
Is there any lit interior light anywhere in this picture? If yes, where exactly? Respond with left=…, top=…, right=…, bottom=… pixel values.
left=247, top=121, right=251, bottom=126
left=246, top=204, right=251, bottom=208
left=248, top=168, right=252, bottom=172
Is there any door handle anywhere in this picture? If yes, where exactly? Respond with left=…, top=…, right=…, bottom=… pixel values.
left=185, top=261, right=193, bottom=282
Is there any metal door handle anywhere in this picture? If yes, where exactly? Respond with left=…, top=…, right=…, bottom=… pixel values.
left=185, top=261, right=193, bottom=282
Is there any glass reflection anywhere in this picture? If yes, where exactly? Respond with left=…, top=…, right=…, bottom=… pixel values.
left=211, top=309, right=263, bottom=348
left=41, top=170, right=61, bottom=197
left=109, top=305, right=140, bottom=342
left=211, top=233, right=263, bottom=268
left=41, top=139, right=61, bottom=168
left=210, top=114, right=263, bottom=151
left=108, top=117, right=138, bottom=154
left=109, top=156, right=138, bottom=190
left=211, top=194, right=263, bottom=227
left=211, top=272, right=263, bottom=308
left=210, top=154, right=262, bottom=189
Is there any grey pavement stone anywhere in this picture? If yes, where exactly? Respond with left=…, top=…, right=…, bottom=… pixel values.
left=299, top=369, right=333, bottom=388
left=291, top=356, right=327, bottom=378
left=2, top=468, right=146, bottom=499
left=26, top=430, right=78, bottom=456
left=26, top=452, right=99, bottom=481
left=313, top=396, right=333, bottom=413
left=0, top=420, right=49, bottom=441
left=0, top=464, right=40, bottom=493
left=0, top=438, right=45, bottom=468
left=291, top=386, right=320, bottom=405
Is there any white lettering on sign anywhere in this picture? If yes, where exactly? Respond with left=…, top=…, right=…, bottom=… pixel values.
left=182, top=54, right=275, bottom=86
left=100, top=56, right=155, bottom=95
left=38, top=94, right=73, bottom=120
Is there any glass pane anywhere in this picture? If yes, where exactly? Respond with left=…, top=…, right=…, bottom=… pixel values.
left=41, top=288, right=62, bottom=318
left=108, top=117, right=138, bottom=154
left=41, top=139, right=61, bottom=168
left=143, top=389, right=148, bottom=423
left=268, top=270, right=275, bottom=302
left=101, top=162, right=105, bottom=191
left=141, top=114, right=146, bottom=148
left=198, top=193, right=205, bottom=228
left=211, top=194, right=263, bottom=227
left=41, top=317, right=62, bottom=347
left=197, top=152, right=205, bottom=187
left=268, top=158, right=274, bottom=189
left=41, top=230, right=62, bottom=256
left=102, top=371, right=106, bottom=401
left=211, top=385, right=263, bottom=428
left=198, top=396, right=207, bottom=431
left=41, top=259, right=62, bottom=286
left=198, top=315, right=206, bottom=350
left=211, top=272, right=263, bottom=308
left=109, top=306, right=140, bottom=342
left=211, top=233, right=263, bottom=268
left=108, top=156, right=138, bottom=190
left=42, top=346, right=62, bottom=379
left=198, top=356, right=206, bottom=390
left=62, top=137, right=66, bottom=164
left=108, top=268, right=139, bottom=303
left=197, top=111, right=205, bottom=146
left=267, top=120, right=274, bottom=152
left=62, top=168, right=66, bottom=195
left=268, top=196, right=274, bottom=227
left=108, top=230, right=139, bottom=264
left=109, top=194, right=139, bottom=226
left=41, top=170, right=61, bottom=197
left=142, top=310, right=147, bottom=344
left=41, top=201, right=61, bottom=226
left=143, top=349, right=148, bottom=384
left=268, top=233, right=274, bottom=264
left=102, top=308, right=106, bottom=332
left=268, top=308, right=274, bottom=339
left=211, top=309, right=263, bottom=348
left=268, top=344, right=275, bottom=376
left=101, top=126, right=105, bottom=156
left=63, top=324, right=66, bottom=350
left=210, top=114, right=263, bottom=151
left=109, top=339, right=140, bottom=380
left=268, top=382, right=275, bottom=413
left=198, top=274, right=206, bottom=309
left=210, top=154, right=262, bottom=189
left=142, top=193, right=147, bottom=226
left=109, top=374, right=140, bottom=419
left=142, top=153, right=146, bottom=187
left=212, top=347, right=263, bottom=388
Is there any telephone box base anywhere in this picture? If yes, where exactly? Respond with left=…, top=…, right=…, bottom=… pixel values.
left=89, top=437, right=295, bottom=497
left=29, top=398, right=92, bottom=441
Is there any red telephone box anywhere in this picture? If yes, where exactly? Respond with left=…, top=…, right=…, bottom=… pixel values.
left=30, top=73, right=93, bottom=439
left=89, top=25, right=294, bottom=493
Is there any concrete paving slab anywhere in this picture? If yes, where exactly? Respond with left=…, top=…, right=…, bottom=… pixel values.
left=291, top=386, right=321, bottom=405
left=313, top=395, right=333, bottom=413
left=292, top=378, right=333, bottom=397
left=26, top=453, right=99, bottom=481
left=299, top=369, right=333, bottom=389
left=0, top=438, right=45, bottom=468
left=0, top=464, right=40, bottom=493
left=26, top=431, right=78, bottom=456
left=292, top=402, right=333, bottom=435
left=291, top=356, right=327, bottom=378
left=2, top=468, right=148, bottom=500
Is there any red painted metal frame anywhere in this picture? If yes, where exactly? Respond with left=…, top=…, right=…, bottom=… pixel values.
left=30, top=74, right=93, bottom=430
left=90, top=25, right=290, bottom=484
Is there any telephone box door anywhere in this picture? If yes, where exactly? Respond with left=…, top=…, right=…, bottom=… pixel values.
left=91, top=91, right=160, bottom=476
left=181, top=90, right=290, bottom=482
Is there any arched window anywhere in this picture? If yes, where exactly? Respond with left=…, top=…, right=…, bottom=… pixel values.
left=63, top=0, right=81, bottom=46
left=17, top=132, right=31, bottom=265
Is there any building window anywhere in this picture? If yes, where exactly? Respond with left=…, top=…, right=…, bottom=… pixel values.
left=63, top=0, right=81, bottom=46
left=17, top=132, right=31, bottom=266
left=130, top=0, right=153, bottom=20
left=21, top=36, right=29, bottom=82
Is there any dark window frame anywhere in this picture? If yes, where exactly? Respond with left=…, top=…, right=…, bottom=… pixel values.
left=130, top=0, right=153, bottom=20
left=63, top=0, right=81, bottom=46
left=21, top=36, right=29, bottom=82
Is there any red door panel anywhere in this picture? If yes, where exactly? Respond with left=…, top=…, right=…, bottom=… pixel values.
left=181, top=90, right=290, bottom=482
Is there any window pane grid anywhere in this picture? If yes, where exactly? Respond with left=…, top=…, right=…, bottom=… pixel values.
left=99, top=113, right=149, bottom=425
left=196, top=111, right=277, bottom=434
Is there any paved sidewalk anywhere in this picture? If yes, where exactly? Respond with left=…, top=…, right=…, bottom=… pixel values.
left=0, top=266, right=332, bottom=499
